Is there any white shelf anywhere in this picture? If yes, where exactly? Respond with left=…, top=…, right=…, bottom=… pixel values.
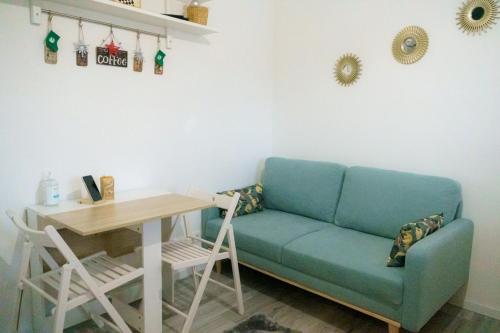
left=42, top=0, right=218, bottom=35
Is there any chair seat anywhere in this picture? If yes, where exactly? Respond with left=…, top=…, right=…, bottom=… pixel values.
left=31, top=252, right=142, bottom=308
left=162, top=239, right=230, bottom=269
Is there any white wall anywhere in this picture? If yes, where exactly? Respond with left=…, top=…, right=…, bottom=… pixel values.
left=273, top=0, right=500, bottom=320
left=0, top=0, right=273, bottom=329
left=2, top=0, right=499, bottom=328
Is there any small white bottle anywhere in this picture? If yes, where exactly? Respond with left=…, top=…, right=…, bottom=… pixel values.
left=43, top=172, right=60, bottom=206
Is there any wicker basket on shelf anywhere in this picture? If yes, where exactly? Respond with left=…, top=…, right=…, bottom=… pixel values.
left=187, top=4, right=209, bottom=25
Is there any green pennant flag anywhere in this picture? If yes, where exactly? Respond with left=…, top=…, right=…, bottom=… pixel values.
left=45, top=30, right=60, bottom=52
left=155, top=50, right=166, bottom=66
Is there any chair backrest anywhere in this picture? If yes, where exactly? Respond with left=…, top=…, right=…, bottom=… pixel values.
left=188, top=188, right=240, bottom=258
left=6, top=210, right=56, bottom=249
left=187, top=188, right=240, bottom=236
left=5, top=210, right=77, bottom=270
left=188, top=188, right=239, bottom=212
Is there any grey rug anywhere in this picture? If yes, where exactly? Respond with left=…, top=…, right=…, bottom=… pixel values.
left=225, top=314, right=302, bottom=333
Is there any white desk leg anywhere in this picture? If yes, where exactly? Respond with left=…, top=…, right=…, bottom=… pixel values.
left=142, top=218, right=163, bottom=333
left=27, top=210, right=46, bottom=333
left=162, top=217, right=175, bottom=304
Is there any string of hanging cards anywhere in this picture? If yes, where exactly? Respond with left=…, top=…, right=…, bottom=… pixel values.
left=43, top=10, right=167, bottom=75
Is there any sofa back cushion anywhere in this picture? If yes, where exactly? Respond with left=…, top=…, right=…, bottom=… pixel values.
left=263, top=157, right=346, bottom=223
left=335, top=167, right=462, bottom=239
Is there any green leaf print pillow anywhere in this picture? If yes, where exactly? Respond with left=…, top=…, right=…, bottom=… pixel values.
left=219, top=184, right=264, bottom=218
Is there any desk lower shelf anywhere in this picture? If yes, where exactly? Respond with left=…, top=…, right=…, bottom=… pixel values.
left=37, top=216, right=172, bottom=269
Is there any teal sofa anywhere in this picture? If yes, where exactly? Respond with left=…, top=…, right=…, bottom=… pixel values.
left=202, top=157, right=474, bottom=333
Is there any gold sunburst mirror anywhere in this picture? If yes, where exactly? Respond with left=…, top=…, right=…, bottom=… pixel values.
left=457, top=0, right=499, bottom=34
left=392, top=26, right=429, bottom=65
left=335, top=53, right=362, bottom=87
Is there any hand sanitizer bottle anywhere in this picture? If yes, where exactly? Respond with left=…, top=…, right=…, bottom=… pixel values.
left=43, top=172, right=60, bottom=206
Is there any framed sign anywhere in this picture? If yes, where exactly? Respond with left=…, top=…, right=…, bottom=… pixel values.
left=96, top=47, right=128, bottom=68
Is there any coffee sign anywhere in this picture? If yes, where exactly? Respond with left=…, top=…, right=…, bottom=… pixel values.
left=96, top=47, right=128, bottom=68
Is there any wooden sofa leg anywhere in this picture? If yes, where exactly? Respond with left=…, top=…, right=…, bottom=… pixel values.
left=388, top=323, right=400, bottom=333
left=207, top=245, right=222, bottom=274
left=215, top=261, right=222, bottom=274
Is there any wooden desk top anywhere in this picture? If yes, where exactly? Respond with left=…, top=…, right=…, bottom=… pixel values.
left=46, top=194, right=215, bottom=236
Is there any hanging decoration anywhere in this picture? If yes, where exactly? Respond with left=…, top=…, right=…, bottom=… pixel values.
left=39, top=12, right=175, bottom=74
left=45, top=31, right=60, bottom=52
left=113, top=0, right=141, bottom=8
left=96, top=26, right=128, bottom=68
left=334, top=53, right=362, bottom=87
left=44, top=14, right=60, bottom=64
left=154, top=36, right=166, bottom=75
left=392, top=26, right=429, bottom=65
left=457, top=0, right=499, bottom=34
left=74, top=19, right=89, bottom=67
left=133, top=32, right=144, bottom=72
left=105, top=40, right=120, bottom=56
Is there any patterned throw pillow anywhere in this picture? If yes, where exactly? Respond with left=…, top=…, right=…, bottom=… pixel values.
left=219, top=184, right=264, bottom=218
left=386, top=213, right=444, bottom=267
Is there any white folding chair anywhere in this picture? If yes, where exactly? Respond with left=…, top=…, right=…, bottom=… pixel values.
left=161, top=189, right=244, bottom=333
left=7, top=210, right=143, bottom=333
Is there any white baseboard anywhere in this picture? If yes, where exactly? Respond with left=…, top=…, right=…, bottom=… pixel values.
left=462, top=301, right=500, bottom=321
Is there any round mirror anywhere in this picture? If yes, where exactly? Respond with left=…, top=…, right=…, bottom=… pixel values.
left=392, top=26, right=429, bottom=65
left=401, top=37, right=417, bottom=54
left=471, top=6, right=486, bottom=20
left=342, top=64, right=352, bottom=76
left=334, top=53, right=361, bottom=87
left=457, top=0, right=498, bottom=34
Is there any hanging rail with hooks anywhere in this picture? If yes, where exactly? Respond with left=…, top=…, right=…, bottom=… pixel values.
left=41, top=9, right=168, bottom=39
left=30, top=0, right=217, bottom=35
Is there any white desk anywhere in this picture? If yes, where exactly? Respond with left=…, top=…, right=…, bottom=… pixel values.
left=27, top=189, right=215, bottom=333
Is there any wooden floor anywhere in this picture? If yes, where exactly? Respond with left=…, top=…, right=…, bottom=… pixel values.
left=67, top=264, right=500, bottom=333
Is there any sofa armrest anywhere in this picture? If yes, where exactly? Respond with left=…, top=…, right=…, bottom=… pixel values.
left=201, top=207, right=220, bottom=238
left=402, top=218, right=474, bottom=332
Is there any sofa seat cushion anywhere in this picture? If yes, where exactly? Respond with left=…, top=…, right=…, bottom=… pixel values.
left=204, top=209, right=332, bottom=263
left=282, top=226, right=404, bottom=306
left=263, top=157, right=346, bottom=223
left=335, top=167, right=462, bottom=239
